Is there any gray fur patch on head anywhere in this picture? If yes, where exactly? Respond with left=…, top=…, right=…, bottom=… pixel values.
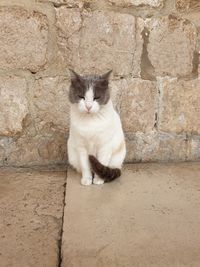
left=68, top=69, right=112, bottom=105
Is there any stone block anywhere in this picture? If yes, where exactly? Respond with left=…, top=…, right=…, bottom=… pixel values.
left=146, top=15, right=197, bottom=77
left=0, top=76, right=28, bottom=136
left=7, top=134, right=67, bottom=167
left=0, top=7, right=48, bottom=72
left=56, top=8, right=143, bottom=77
left=33, top=76, right=70, bottom=134
left=111, top=78, right=157, bottom=132
left=125, top=132, right=188, bottom=162
left=158, top=77, right=200, bottom=134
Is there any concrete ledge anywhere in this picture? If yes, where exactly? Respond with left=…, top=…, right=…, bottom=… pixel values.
left=62, top=163, right=200, bottom=267
left=0, top=169, right=66, bottom=267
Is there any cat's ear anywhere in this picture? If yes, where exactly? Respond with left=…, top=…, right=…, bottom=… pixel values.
left=69, top=69, right=83, bottom=81
left=96, top=70, right=112, bottom=90
left=101, top=70, right=112, bottom=80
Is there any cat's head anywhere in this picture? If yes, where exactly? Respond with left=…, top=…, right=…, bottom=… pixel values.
left=68, top=69, right=112, bottom=114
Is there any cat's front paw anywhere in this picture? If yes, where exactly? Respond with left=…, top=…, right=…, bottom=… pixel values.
left=81, top=177, right=92, bottom=186
left=93, top=176, right=104, bottom=185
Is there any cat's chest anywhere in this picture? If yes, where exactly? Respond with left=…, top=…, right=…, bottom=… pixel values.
left=76, top=121, right=107, bottom=141
left=74, top=116, right=110, bottom=135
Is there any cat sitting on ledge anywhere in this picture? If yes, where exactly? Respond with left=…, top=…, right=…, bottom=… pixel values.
left=67, top=69, right=126, bottom=186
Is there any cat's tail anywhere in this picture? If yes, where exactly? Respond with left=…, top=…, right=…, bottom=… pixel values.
left=89, top=155, right=121, bottom=183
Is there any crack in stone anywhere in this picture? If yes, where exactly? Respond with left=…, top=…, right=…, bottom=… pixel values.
left=57, top=168, right=67, bottom=267
left=140, top=27, right=156, bottom=81
left=156, top=77, right=163, bottom=133
left=154, top=112, right=158, bottom=129
left=192, top=50, right=199, bottom=77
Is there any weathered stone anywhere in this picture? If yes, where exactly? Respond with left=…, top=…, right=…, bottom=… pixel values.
left=6, top=136, right=41, bottom=167
left=39, top=0, right=91, bottom=7
left=0, top=149, right=4, bottom=166
left=176, top=0, right=200, bottom=11
left=109, top=0, right=164, bottom=7
left=125, top=132, right=188, bottom=162
left=37, top=134, right=67, bottom=164
left=41, top=0, right=163, bottom=6
left=0, top=139, right=5, bottom=166
left=7, top=134, right=67, bottom=167
left=0, top=170, right=65, bottom=267
left=56, top=8, right=143, bottom=77
left=0, top=3, right=199, bottom=167
left=33, top=77, right=70, bottom=134
left=0, top=7, right=48, bottom=72
left=38, top=0, right=93, bottom=8
left=0, top=137, right=11, bottom=166
left=146, top=15, right=197, bottom=77
left=188, top=135, right=200, bottom=160
left=199, top=62, right=200, bottom=76
left=158, top=77, right=200, bottom=134
left=111, top=79, right=157, bottom=133
left=0, top=76, right=28, bottom=136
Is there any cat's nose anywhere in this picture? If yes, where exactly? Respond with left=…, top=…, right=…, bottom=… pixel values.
left=86, top=104, right=92, bottom=111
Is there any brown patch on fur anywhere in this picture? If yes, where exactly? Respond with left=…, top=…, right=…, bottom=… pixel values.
left=112, top=141, right=125, bottom=157
left=89, top=155, right=121, bottom=183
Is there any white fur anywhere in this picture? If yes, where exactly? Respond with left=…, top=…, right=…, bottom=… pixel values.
left=67, top=99, right=126, bottom=186
left=93, top=176, right=104, bottom=185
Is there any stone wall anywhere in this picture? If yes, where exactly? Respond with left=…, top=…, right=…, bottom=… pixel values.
left=0, top=0, right=200, bottom=167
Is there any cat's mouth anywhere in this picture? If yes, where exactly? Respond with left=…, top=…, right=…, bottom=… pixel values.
left=85, top=108, right=93, bottom=114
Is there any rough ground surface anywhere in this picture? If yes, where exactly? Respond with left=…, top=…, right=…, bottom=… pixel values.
left=0, top=168, right=66, bottom=267
left=62, top=163, right=200, bottom=267
left=1, top=164, right=200, bottom=267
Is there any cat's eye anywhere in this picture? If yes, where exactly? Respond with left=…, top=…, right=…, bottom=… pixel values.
left=78, top=95, right=85, bottom=100
left=94, top=96, right=100, bottom=101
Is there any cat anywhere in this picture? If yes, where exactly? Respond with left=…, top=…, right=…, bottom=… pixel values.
left=67, top=69, right=126, bottom=186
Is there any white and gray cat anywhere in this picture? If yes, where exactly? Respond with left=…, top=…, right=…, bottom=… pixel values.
left=67, top=69, right=126, bottom=186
